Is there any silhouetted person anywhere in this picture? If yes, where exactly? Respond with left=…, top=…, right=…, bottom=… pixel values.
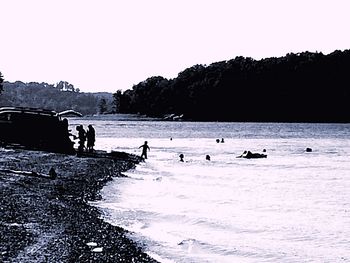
left=139, top=141, right=150, bottom=159
left=216, top=139, right=220, bottom=143
left=221, top=138, right=224, bottom=143
left=61, top=118, right=69, bottom=133
left=237, top=150, right=267, bottom=159
left=237, top=150, right=248, bottom=158
left=49, top=167, right=57, bottom=179
left=57, top=118, right=75, bottom=153
left=76, top=125, right=86, bottom=153
left=306, top=147, right=312, bottom=152
left=179, top=153, right=184, bottom=162
left=86, top=124, right=95, bottom=153
left=206, top=154, right=211, bottom=161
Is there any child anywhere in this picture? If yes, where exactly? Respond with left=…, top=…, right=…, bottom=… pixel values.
left=139, top=141, right=150, bottom=159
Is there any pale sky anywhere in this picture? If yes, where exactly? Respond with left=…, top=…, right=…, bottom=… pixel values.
left=1, top=0, right=349, bottom=92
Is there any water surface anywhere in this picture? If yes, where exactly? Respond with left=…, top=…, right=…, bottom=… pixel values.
left=69, top=116, right=350, bottom=263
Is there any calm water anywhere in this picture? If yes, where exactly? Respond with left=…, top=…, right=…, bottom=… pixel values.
left=70, top=115, right=350, bottom=263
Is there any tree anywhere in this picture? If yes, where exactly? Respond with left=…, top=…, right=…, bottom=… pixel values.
left=0, top=81, right=106, bottom=115
left=0, top=72, right=4, bottom=95
left=115, top=49, right=350, bottom=122
left=112, top=90, right=122, bottom=113
left=56, top=81, right=76, bottom=92
left=98, top=98, right=108, bottom=114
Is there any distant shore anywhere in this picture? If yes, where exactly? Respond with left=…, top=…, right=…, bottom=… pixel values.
left=0, top=148, right=158, bottom=263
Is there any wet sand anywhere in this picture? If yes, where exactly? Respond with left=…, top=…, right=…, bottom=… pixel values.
left=0, top=148, right=158, bottom=263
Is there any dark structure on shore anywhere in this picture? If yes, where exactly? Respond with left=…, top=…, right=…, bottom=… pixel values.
left=0, top=107, right=81, bottom=154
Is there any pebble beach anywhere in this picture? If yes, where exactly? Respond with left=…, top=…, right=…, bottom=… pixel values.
left=0, top=148, right=158, bottom=263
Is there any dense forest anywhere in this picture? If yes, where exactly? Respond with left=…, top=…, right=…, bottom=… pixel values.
left=114, top=50, right=350, bottom=122
left=0, top=80, right=114, bottom=115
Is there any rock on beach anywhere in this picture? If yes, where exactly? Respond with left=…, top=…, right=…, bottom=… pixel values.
left=0, top=148, right=158, bottom=263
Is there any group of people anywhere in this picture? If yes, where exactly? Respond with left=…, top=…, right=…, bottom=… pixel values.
left=72, top=132, right=308, bottom=159
left=72, top=132, right=309, bottom=160
left=75, top=124, right=95, bottom=153
left=138, top=141, right=212, bottom=162
left=139, top=141, right=315, bottom=161
left=138, top=139, right=268, bottom=162
left=179, top=154, right=211, bottom=162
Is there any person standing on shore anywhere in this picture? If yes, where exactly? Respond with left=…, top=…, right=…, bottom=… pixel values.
left=76, top=125, right=86, bottom=153
left=86, top=124, right=95, bottom=153
left=139, top=141, right=150, bottom=159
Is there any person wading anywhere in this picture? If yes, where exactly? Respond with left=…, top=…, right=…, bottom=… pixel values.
left=139, top=141, right=150, bottom=159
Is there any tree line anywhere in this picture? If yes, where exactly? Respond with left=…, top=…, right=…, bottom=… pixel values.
left=113, top=49, right=350, bottom=122
left=0, top=80, right=114, bottom=115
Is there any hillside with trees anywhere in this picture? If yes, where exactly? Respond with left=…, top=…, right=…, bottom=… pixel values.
left=0, top=81, right=114, bottom=115
left=113, top=49, right=350, bottom=122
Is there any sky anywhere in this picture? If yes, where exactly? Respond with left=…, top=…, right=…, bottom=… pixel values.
left=1, top=0, right=350, bottom=93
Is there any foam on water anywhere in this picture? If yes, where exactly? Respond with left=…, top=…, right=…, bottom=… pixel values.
left=69, top=118, right=350, bottom=262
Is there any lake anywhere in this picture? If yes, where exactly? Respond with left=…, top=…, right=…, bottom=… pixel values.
left=69, top=115, right=350, bottom=263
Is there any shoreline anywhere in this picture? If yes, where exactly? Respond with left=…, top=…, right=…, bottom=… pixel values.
left=0, top=148, right=158, bottom=262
